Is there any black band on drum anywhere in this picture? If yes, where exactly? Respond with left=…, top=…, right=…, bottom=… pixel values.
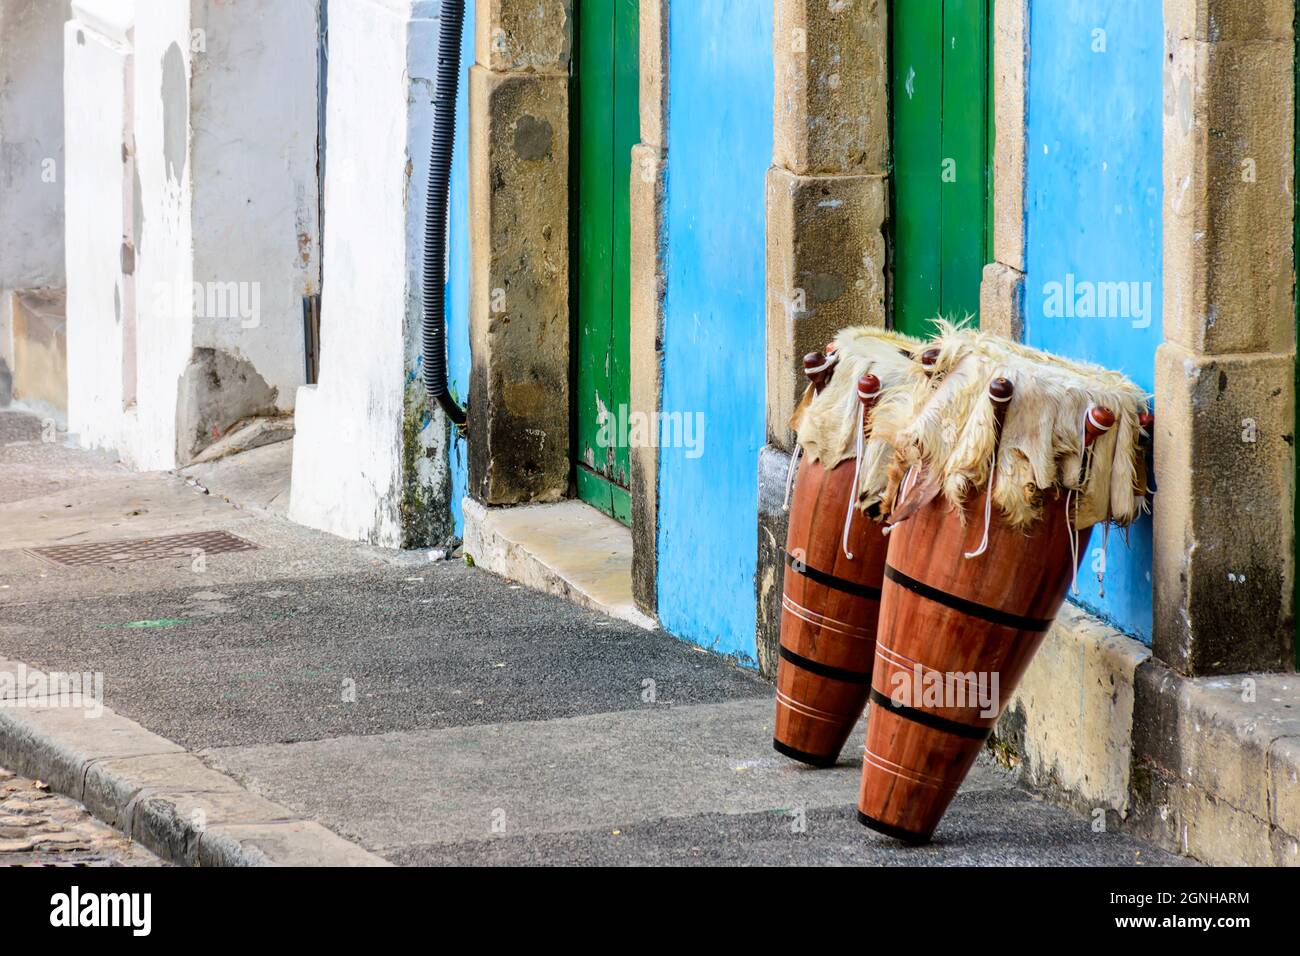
left=882, top=565, right=1056, bottom=633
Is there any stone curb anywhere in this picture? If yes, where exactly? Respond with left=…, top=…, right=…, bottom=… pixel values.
left=0, top=658, right=390, bottom=867
left=1130, top=659, right=1300, bottom=866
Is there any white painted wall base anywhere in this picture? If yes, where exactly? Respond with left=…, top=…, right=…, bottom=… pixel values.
left=993, top=605, right=1151, bottom=813
left=289, top=0, right=453, bottom=549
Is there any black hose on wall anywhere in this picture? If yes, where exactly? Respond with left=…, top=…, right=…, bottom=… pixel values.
left=421, top=0, right=467, bottom=427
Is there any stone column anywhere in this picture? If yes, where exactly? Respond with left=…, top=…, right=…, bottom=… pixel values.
left=467, top=0, right=571, bottom=505
left=1154, top=0, right=1296, bottom=674
left=629, top=0, right=668, bottom=615
left=755, top=0, right=889, bottom=676
left=979, top=0, right=1028, bottom=340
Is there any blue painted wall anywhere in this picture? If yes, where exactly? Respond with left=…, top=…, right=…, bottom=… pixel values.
left=656, top=1, right=773, bottom=662
left=446, top=2, right=475, bottom=537
left=1023, top=0, right=1163, bottom=642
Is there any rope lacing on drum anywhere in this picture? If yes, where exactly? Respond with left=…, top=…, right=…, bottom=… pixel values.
left=964, top=386, right=1014, bottom=560
left=963, top=445, right=997, bottom=560
left=1065, top=417, right=1085, bottom=594
left=841, top=400, right=867, bottom=560
left=1067, top=405, right=1114, bottom=596
left=782, top=441, right=803, bottom=512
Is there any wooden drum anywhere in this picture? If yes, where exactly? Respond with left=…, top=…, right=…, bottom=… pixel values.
left=857, top=326, right=1149, bottom=843
left=773, top=329, right=922, bottom=767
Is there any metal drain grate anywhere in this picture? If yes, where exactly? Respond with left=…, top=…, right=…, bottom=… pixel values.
left=26, top=531, right=259, bottom=568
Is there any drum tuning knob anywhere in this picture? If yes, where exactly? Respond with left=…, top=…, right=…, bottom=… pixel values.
left=989, top=378, right=1014, bottom=429
left=858, top=373, right=882, bottom=407
left=804, top=351, right=837, bottom=393
left=1084, top=405, right=1116, bottom=448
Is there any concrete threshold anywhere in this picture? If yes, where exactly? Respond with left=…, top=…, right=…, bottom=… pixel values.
left=462, top=498, right=657, bottom=632
left=0, top=656, right=388, bottom=867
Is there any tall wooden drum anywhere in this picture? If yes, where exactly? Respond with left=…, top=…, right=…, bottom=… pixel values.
left=858, top=326, right=1150, bottom=842
left=773, top=328, right=922, bottom=767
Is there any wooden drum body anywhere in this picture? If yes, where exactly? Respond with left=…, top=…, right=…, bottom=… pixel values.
left=857, top=488, right=1087, bottom=843
left=775, top=456, right=889, bottom=767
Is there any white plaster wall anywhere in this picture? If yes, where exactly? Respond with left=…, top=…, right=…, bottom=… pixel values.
left=0, top=0, right=71, bottom=375
left=64, top=2, right=135, bottom=457
left=64, top=0, right=320, bottom=468
left=290, top=0, right=450, bottom=547
left=129, top=0, right=194, bottom=468
left=189, top=0, right=320, bottom=407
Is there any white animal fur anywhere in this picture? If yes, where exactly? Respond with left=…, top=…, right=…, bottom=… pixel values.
left=789, top=326, right=925, bottom=513
left=872, top=322, right=1150, bottom=531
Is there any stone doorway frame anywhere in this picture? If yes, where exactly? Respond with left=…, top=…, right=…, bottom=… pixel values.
left=466, top=1, right=669, bottom=620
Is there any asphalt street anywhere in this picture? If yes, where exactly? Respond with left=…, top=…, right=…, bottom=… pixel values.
left=0, top=411, right=1190, bottom=866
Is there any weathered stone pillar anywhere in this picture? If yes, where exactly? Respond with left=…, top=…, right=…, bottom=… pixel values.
left=467, top=0, right=571, bottom=505
left=629, top=0, right=668, bottom=615
left=979, top=0, right=1028, bottom=339
left=1154, top=0, right=1296, bottom=673
left=756, top=0, right=889, bottom=676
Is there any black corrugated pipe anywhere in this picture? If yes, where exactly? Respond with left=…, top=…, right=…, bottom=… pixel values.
left=421, top=0, right=467, bottom=427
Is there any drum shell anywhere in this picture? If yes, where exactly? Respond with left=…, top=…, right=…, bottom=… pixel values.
left=858, top=488, right=1088, bottom=842
left=775, top=456, right=888, bottom=766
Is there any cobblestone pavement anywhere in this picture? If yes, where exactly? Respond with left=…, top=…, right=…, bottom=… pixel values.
left=0, top=767, right=162, bottom=867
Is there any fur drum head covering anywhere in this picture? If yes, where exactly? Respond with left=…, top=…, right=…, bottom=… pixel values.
left=873, top=321, right=1150, bottom=532
left=789, top=326, right=924, bottom=515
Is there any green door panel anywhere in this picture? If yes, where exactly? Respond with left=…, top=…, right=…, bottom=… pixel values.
left=574, top=0, right=638, bottom=525
left=892, top=0, right=991, bottom=337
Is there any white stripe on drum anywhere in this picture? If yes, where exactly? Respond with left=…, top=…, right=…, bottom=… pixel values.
left=775, top=689, right=839, bottom=723
left=781, top=596, right=873, bottom=640
left=862, top=747, right=955, bottom=791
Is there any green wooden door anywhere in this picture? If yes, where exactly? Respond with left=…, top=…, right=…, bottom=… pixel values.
left=573, top=0, right=638, bottom=524
left=892, top=0, right=993, bottom=337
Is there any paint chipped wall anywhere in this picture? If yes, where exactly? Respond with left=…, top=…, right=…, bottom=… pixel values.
left=1022, top=0, right=1164, bottom=643
left=65, top=0, right=321, bottom=468
left=188, top=0, right=320, bottom=430
left=0, top=0, right=71, bottom=386
left=123, top=0, right=194, bottom=468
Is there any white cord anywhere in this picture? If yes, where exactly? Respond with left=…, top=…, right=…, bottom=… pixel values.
left=964, top=387, right=1013, bottom=560
left=782, top=441, right=803, bottom=512
left=963, top=447, right=997, bottom=560
left=841, top=402, right=866, bottom=560
left=1067, top=410, right=1088, bottom=594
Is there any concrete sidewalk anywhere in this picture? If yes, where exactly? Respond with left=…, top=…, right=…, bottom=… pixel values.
left=0, top=411, right=1189, bottom=865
